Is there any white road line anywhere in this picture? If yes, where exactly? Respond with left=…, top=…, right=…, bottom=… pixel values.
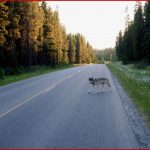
left=43, top=84, right=56, bottom=93
left=0, top=89, right=44, bottom=119
left=0, top=69, right=83, bottom=119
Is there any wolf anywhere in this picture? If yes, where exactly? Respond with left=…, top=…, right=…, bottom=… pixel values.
left=88, top=77, right=111, bottom=93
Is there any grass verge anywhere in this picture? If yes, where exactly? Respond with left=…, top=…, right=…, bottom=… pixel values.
left=107, top=62, right=150, bottom=128
left=0, top=64, right=79, bottom=86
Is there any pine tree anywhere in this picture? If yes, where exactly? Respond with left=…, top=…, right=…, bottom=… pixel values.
left=0, top=1, right=95, bottom=72
left=52, top=10, right=63, bottom=65
left=116, top=31, right=124, bottom=61
left=0, top=2, right=8, bottom=67
left=42, top=3, right=62, bottom=66
left=61, top=25, right=68, bottom=64
left=142, top=2, right=150, bottom=62
left=122, top=6, right=134, bottom=62
left=133, top=2, right=144, bottom=61
left=0, top=2, right=8, bottom=47
left=16, top=2, right=28, bottom=66
left=28, top=2, right=44, bottom=66
left=80, top=35, right=86, bottom=63
left=42, top=2, right=53, bottom=65
left=5, top=2, right=21, bottom=67
left=37, top=6, right=44, bottom=65
left=68, top=34, right=76, bottom=64
left=75, top=33, right=82, bottom=63
left=86, top=42, right=94, bottom=63
left=123, top=22, right=134, bottom=62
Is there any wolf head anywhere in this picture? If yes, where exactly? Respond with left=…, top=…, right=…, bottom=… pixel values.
left=89, top=77, right=94, bottom=81
left=89, top=77, right=95, bottom=85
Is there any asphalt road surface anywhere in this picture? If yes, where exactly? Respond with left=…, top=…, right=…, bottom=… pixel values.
left=0, top=64, right=140, bottom=148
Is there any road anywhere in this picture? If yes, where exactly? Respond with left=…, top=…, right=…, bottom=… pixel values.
left=0, top=64, right=139, bottom=148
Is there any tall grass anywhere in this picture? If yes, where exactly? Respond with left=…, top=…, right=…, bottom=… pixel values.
left=108, top=62, right=150, bottom=128
left=0, top=64, right=75, bottom=86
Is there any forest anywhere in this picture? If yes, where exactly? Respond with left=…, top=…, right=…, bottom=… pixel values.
left=95, top=2, right=150, bottom=66
left=1, top=1, right=150, bottom=79
left=0, top=2, right=95, bottom=77
left=116, top=2, right=150, bottom=66
left=94, top=48, right=116, bottom=63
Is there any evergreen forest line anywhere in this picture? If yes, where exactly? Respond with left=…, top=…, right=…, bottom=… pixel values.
left=0, top=2, right=95, bottom=77
left=116, top=2, right=150, bottom=66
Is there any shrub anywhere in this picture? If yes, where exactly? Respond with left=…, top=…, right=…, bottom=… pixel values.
left=14, top=66, right=25, bottom=74
left=0, top=68, right=4, bottom=79
left=135, top=61, right=147, bottom=69
left=4, top=68, right=13, bottom=75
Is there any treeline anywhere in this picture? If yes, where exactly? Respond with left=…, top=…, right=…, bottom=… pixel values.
left=116, top=2, right=150, bottom=64
left=95, top=48, right=116, bottom=63
left=0, top=2, right=94, bottom=75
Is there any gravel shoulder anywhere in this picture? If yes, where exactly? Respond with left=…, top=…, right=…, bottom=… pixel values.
left=109, top=68, right=150, bottom=148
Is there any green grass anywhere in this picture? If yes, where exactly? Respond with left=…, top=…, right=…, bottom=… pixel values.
left=107, top=62, right=150, bottom=128
left=0, top=64, right=79, bottom=86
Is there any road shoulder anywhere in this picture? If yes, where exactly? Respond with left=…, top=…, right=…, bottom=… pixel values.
left=109, top=69, right=150, bottom=148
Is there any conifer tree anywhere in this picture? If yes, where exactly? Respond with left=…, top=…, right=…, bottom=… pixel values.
left=116, top=31, right=124, bottom=61
left=0, top=1, right=95, bottom=74
left=0, top=3, right=8, bottom=46
left=61, top=26, right=68, bottom=64
left=75, top=33, right=82, bottom=63
left=41, top=3, right=54, bottom=65
left=52, top=11, right=63, bottom=64
left=68, top=34, right=76, bottom=64
left=133, top=2, right=144, bottom=61
left=5, top=2, right=20, bottom=67
left=123, top=22, right=134, bottom=62
left=142, top=2, right=150, bottom=62
left=0, top=2, right=8, bottom=67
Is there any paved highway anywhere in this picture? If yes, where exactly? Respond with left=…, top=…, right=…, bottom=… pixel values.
left=0, top=64, right=139, bottom=148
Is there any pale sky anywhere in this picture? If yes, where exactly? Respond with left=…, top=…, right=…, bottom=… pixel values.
left=47, top=1, right=142, bottom=49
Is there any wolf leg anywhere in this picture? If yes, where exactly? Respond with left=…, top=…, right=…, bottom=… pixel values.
left=88, top=85, right=94, bottom=93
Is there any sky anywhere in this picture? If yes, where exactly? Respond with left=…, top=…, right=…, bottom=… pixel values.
left=47, top=1, right=140, bottom=50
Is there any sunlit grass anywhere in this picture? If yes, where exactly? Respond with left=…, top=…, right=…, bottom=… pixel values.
left=0, top=64, right=77, bottom=86
left=107, top=62, right=150, bottom=128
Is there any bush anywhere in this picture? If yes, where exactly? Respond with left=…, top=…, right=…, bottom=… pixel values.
left=4, top=68, right=14, bottom=75
left=100, top=60, right=105, bottom=64
left=14, top=66, right=25, bottom=74
left=135, top=61, right=147, bottom=69
left=0, top=68, right=4, bottom=79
